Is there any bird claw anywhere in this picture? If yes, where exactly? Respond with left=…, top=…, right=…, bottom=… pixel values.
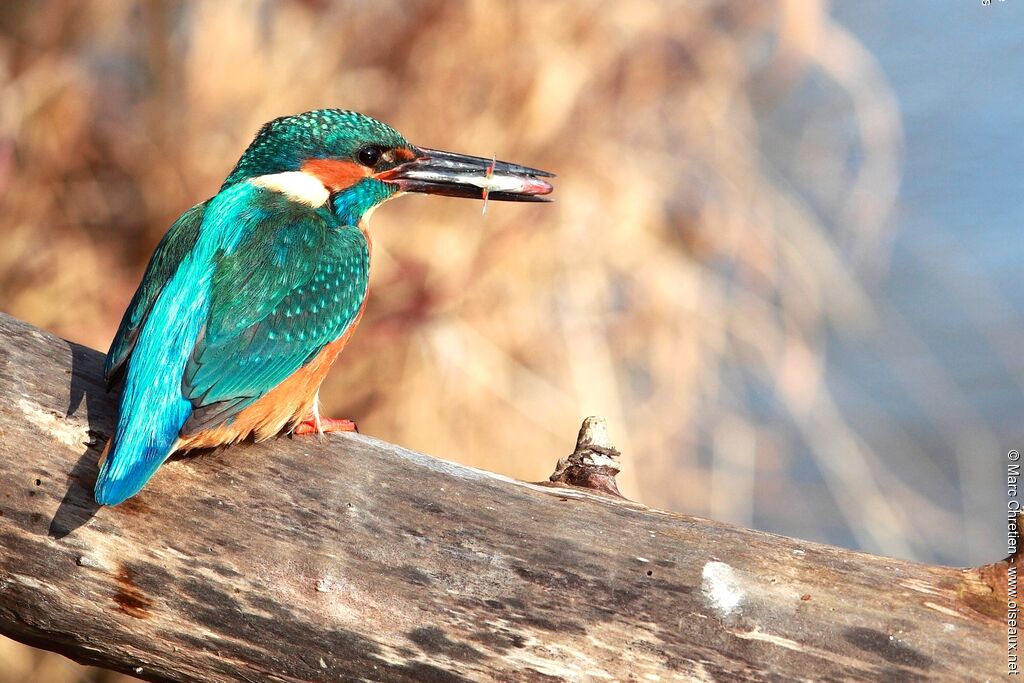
left=293, top=418, right=358, bottom=438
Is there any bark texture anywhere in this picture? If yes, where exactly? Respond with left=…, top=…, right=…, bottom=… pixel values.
left=0, top=312, right=1013, bottom=682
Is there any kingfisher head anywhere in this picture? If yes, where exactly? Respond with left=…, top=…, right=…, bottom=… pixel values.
left=224, top=109, right=553, bottom=224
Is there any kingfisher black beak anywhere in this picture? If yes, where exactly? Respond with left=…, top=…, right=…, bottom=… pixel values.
left=379, top=147, right=554, bottom=202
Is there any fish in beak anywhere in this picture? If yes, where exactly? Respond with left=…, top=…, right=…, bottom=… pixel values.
left=379, top=147, right=554, bottom=202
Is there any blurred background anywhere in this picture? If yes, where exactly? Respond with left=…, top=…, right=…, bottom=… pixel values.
left=1, top=0, right=1021, bottom=680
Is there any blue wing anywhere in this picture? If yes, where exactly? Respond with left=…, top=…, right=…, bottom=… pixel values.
left=95, top=185, right=368, bottom=505
left=181, top=210, right=369, bottom=433
left=104, top=201, right=207, bottom=387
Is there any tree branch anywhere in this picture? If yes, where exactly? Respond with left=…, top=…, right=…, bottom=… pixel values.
left=0, top=312, right=1012, bottom=682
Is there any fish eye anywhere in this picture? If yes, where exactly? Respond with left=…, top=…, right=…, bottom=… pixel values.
left=357, top=146, right=382, bottom=167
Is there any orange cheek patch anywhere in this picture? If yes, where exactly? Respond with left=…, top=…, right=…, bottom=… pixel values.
left=301, top=159, right=371, bottom=192
left=393, top=147, right=417, bottom=162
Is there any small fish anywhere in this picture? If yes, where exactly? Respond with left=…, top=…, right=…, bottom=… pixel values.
left=482, top=152, right=497, bottom=216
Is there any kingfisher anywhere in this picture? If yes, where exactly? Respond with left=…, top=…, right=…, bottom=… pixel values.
left=95, top=109, right=553, bottom=505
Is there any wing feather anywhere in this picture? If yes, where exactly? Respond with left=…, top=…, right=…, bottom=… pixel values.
left=104, top=200, right=209, bottom=387
left=180, top=203, right=369, bottom=435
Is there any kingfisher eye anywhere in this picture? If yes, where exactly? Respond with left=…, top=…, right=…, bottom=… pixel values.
left=357, top=146, right=382, bottom=167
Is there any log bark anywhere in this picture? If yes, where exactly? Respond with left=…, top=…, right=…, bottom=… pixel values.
left=0, top=312, right=1013, bottom=682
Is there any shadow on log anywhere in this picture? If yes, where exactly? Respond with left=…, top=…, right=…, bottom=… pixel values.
left=0, top=312, right=1014, bottom=682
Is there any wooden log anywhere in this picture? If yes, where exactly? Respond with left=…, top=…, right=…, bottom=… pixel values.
left=0, top=312, right=1013, bottom=682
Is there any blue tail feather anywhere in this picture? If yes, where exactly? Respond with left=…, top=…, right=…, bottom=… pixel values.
left=95, top=252, right=213, bottom=506
left=94, top=368, right=196, bottom=505
left=94, top=429, right=182, bottom=506
left=94, top=183, right=253, bottom=505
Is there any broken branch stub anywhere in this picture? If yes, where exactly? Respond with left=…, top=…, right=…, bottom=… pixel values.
left=548, top=416, right=625, bottom=498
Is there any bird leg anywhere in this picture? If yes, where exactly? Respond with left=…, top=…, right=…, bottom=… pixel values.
left=293, top=417, right=358, bottom=436
left=293, top=391, right=358, bottom=438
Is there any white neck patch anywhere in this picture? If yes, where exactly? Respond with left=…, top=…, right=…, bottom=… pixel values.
left=251, top=172, right=330, bottom=208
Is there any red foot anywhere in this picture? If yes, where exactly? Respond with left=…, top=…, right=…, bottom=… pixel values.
left=293, top=417, right=358, bottom=436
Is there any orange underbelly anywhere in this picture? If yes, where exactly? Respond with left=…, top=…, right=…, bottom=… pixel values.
left=178, top=314, right=363, bottom=450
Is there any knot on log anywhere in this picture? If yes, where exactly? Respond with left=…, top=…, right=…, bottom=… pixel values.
left=549, top=416, right=625, bottom=498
